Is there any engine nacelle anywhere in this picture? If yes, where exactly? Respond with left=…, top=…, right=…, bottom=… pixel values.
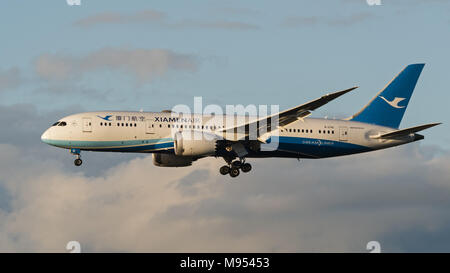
left=174, top=130, right=218, bottom=157
left=152, top=153, right=193, bottom=167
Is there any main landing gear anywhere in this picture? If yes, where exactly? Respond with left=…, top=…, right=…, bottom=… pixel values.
left=220, top=158, right=252, bottom=178
left=71, top=148, right=83, bottom=167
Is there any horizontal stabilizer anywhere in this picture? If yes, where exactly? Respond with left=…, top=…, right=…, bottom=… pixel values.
left=373, top=123, right=441, bottom=139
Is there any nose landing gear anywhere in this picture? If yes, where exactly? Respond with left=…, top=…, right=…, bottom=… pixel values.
left=71, top=148, right=83, bottom=166
left=220, top=158, right=252, bottom=178
left=74, top=157, right=82, bottom=166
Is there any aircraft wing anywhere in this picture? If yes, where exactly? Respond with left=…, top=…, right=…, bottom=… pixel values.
left=371, top=123, right=441, bottom=139
left=219, top=86, right=358, bottom=142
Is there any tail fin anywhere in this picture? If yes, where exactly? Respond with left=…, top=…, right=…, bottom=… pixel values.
left=349, top=64, right=425, bottom=128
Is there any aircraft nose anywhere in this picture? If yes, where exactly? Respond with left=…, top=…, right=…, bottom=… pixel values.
left=41, top=128, right=51, bottom=144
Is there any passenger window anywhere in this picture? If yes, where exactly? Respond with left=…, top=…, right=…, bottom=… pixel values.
left=100, top=122, right=103, bottom=126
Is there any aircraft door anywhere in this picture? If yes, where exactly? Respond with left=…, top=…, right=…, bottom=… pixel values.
left=82, top=118, right=92, bottom=132
left=339, top=126, right=348, bottom=141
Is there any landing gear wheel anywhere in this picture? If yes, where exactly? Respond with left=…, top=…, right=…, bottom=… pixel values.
left=241, top=163, right=252, bottom=173
left=74, top=158, right=83, bottom=166
left=232, top=161, right=242, bottom=168
left=220, top=165, right=230, bottom=175
left=229, top=167, right=240, bottom=178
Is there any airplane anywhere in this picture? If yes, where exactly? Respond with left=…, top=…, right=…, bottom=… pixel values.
left=41, top=64, right=441, bottom=177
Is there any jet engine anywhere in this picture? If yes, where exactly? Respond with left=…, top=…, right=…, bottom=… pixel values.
left=152, top=153, right=194, bottom=167
left=174, top=130, right=218, bottom=157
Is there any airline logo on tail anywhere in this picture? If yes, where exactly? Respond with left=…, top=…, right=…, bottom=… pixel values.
left=378, top=96, right=406, bottom=109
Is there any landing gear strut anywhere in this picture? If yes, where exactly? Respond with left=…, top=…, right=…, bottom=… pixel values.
left=219, top=158, right=252, bottom=178
left=71, top=148, right=83, bottom=167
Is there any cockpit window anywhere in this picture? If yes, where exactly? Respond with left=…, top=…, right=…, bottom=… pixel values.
left=52, top=122, right=60, bottom=126
left=58, top=121, right=67, bottom=126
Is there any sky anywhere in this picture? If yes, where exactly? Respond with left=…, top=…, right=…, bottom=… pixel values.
left=0, top=0, right=449, bottom=252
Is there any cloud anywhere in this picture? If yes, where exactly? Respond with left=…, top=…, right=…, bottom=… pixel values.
left=172, top=20, right=260, bottom=30
left=342, top=0, right=449, bottom=5
left=328, top=12, right=374, bottom=26
left=216, top=7, right=260, bottom=16
left=282, top=16, right=320, bottom=27
left=74, top=10, right=166, bottom=28
left=0, top=104, right=144, bottom=177
left=0, top=67, right=22, bottom=92
left=74, top=9, right=259, bottom=30
left=282, top=12, right=374, bottom=27
left=0, top=104, right=76, bottom=149
left=34, top=48, right=199, bottom=83
left=0, top=136, right=449, bottom=252
left=0, top=105, right=449, bottom=252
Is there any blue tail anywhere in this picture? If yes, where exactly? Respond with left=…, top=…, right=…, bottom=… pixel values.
left=350, top=64, right=425, bottom=128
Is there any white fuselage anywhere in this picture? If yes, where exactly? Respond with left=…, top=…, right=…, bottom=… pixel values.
left=41, top=111, right=417, bottom=159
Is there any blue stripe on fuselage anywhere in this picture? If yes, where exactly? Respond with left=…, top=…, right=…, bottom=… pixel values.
left=43, top=136, right=371, bottom=157
left=263, top=136, right=371, bottom=158
left=43, top=138, right=174, bottom=153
